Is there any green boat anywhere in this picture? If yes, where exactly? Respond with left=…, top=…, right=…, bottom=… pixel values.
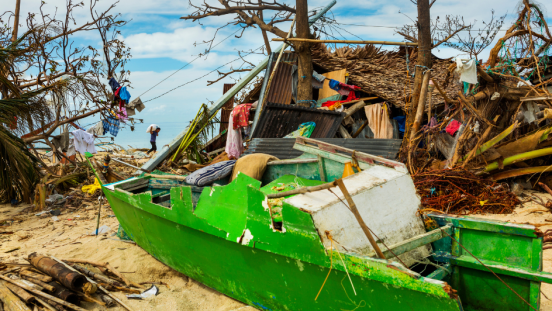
left=93, top=137, right=552, bottom=310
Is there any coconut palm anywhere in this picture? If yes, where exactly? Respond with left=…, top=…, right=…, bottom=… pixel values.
left=0, top=34, right=54, bottom=203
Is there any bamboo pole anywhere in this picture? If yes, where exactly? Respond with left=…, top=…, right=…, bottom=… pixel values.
left=266, top=181, right=337, bottom=198
left=0, top=281, right=32, bottom=310
left=490, top=166, right=552, bottom=180
left=410, top=71, right=430, bottom=141
left=19, top=276, right=55, bottom=292
left=0, top=275, right=84, bottom=311
left=460, top=120, right=518, bottom=162
left=51, top=257, right=135, bottom=311
left=19, top=270, right=52, bottom=283
left=483, top=147, right=552, bottom=172
left=60, top=259, right=137, bottom=288
left=272, top=38, right=418, bottom=46
left=460, top=115, right=500, bottom=167
left=335, top=179, right=386, bottom=259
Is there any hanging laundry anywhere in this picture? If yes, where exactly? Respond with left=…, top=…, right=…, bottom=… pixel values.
left=364, top=103, right=394, bottom=139
left=455, top=58, right=478, bottom=84
left=72, top=129, right=96, bottom=154
left=329, top=79, right=341, bottom=91
left=119, top=86, right=131, bottom=104
left=114, top=86, right=122, bottom=98
left=102, top=117, right=120, bottom=137
left=146, top=124, right=159, bottom=134
left=126, top=106, right=136, bottom=117
left=108, top=78, right=120, bottom=92
left=232, top=103, right=253, bottom=130
left=393, top=116, right=406, bottom=133
left=337, top=82, right=360, bottom=97
left=128, top=97, right=145, bottom=112
left=225, top=111, right=243, bottom=159
left=119, top=106, right=128, bottom=121
left=86, top=122, right=104, bottom=136
left=312, top=71, right=326, bottom=89
left=51, top=129, right=69, bottom=152
left=445, top=119, right=462, bottom=136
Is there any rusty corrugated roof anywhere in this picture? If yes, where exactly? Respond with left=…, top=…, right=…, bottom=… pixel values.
left=251, top=102, right=344, bottom=139
left=264, top=52, right=297, bottom=105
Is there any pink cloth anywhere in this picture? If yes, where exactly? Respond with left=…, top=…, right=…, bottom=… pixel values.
left=118, top=106, right=128, bottom=121
left=225, top=111, right=243, bottom=159
left=446, top=120, right=462, bottom=136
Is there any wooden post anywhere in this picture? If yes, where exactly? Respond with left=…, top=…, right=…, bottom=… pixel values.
left=295, top=0, right=313, bottom=105
left=0, top=280, right=31, bottom=311
left=335, top=179, right=385, bottom=259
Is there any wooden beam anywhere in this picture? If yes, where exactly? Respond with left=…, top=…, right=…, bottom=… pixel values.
left=367, top=225, right=452, bottom=259
left=336, top=179, right=386, bottom=260
left=272, top=38, right=418, bottom=46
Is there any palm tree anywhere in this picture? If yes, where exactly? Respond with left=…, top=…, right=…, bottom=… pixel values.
left=0, top=34, right=54, bottom=203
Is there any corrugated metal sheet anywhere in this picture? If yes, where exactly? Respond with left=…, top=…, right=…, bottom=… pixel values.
left=264, top=52, right=297, bottom=105
left=243, top=138, right=402, bottom=160
left=251, top=103, right=344, bottom=139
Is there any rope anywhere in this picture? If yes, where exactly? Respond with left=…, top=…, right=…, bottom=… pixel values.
left=439, top=228, right=537, bottom=311
left=136, top=28, right=242, bottom=100
left=314, top=237, right=333, bottom=300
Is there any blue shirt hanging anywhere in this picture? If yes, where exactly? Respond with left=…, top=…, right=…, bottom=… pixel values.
left=108, top=78, right=120, bottom=92
left=119, top=86, right=131, bottom=104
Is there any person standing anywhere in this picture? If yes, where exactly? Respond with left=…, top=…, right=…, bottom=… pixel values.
left=146, top=125, right=160, bottom=155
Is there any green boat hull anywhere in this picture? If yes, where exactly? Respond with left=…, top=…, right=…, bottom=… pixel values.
left=102, top=174, right=461, bottom=311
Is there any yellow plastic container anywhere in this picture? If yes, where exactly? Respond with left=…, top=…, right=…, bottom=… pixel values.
left=342, top=162, right=356, bottom=178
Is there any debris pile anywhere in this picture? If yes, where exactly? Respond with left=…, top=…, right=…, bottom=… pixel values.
left=414, top=168, right=520, bottom=215
left=0, top=253, right=161, bottom=311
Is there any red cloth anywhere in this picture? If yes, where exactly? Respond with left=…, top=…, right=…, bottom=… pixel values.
left=232, top=103, right=253, bottom=130
left=445, top=120, right=462, bottom=136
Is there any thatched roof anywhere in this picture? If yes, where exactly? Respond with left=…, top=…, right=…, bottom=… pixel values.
left=311, top=43, right=461, bottom=108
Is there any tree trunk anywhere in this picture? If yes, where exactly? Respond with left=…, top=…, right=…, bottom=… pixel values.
left=402, top=0, right=432, bottom=150
left=295, top=0, right=313, bottom=106
left=11, top=0, right=21, bottom=42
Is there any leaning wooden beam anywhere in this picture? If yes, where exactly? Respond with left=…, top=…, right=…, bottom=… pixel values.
left=457, top=91, right=494, bottom=127
left=336, top=179, right=386, bottom=260
left=0, top=275, right=86, bottom=311
left=272, top=38, right=418, bottom=46
left=266, top=181, right=337, bottom=198
left=461, top=116, right=500, bottom=167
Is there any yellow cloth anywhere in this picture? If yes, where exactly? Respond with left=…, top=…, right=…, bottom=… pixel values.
left=231, top=153, right=279, bottom=181
left=82, top=178, right=101, bottom=195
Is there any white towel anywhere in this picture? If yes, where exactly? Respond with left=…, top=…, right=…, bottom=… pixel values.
left=456, top=58, right=478, bottom=84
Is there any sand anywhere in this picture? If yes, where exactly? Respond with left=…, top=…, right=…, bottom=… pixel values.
left=3, top=189, right=552, bottom=310
left=0, top=201, right=255, bottom=311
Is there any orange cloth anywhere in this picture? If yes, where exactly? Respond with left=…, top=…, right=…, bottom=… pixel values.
left=364, top=103, right=394, bottom=139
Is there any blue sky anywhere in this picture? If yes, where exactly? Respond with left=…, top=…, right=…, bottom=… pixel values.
left=14, top=0, right=552, bottom=147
